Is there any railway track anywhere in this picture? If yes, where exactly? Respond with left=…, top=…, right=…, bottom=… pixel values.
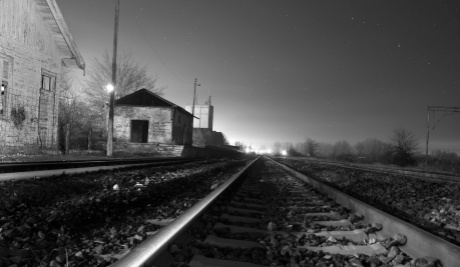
left=0, top=158, right=250, bottom=266
left=0, top=158, right=201, bottom=182
left=108, top=157, right=460, bottom=267
left=0, top=157, right=192, bottom=173
left=276, top=157, right=460, bottom=245
left=281, top=157, right=460, bottom=183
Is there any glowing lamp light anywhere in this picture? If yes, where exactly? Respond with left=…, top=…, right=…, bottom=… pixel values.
left=106, top=84, right=114, bottom=92
left=281, top=150, right=287, bottom=156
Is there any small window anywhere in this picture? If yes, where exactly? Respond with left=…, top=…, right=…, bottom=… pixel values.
left=0, top=56, right=12, bottom=117
left=0, top=81, right=6, bottom=115
left=41, top=69, right=56, bottom=91
left=131, top=120, right=149, bottom=143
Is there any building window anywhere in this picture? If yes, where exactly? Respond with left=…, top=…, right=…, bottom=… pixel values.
left=131, top=120, right=149, bottom=143
left=0, top=81, right=6, bottom=116
left=1, top=55, right=12, bottom=117
left=41, top=69, right=56, bottom=91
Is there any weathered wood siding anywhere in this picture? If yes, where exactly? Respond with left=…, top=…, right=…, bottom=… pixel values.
left=0, top=0, right=63, bottom=152
left=0, top=0, right=58, bottom=55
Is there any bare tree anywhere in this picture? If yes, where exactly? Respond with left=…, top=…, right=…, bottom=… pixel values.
left=294, top=142, right=306, bottom=155
left=355, top=138, right=391, bottom=163
left=390, top=128, right=419, bottom=166
left=58, top=72, right=87, bottom=153
left=83, top=51, right=164, bottom=110
left=305, top=138, right=320, bottom=157
left=332, top=140, right=354, bottom=161
left=59, top=70, right=107, bottom=153
left=317, top=142, right=333, bottom=157
left=333, top=140, right=352, bottom=155
left=429, top=150, right=460, bottom=172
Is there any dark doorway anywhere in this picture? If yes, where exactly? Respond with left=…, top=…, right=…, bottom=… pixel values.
left=131, top=120, right=149, bottom=143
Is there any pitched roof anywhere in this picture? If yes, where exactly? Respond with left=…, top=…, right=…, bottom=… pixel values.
left=34, top=0, right=85, bottom=71
left=115, top=89, right=195, bottom=117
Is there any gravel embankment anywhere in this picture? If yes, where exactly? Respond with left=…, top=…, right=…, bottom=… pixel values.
left=277, top=159, right=460, bottom=244
left=0, top=159, right=249, bottom=267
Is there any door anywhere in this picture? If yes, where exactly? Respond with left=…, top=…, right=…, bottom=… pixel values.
left=130, top=120, right=149, bottom=143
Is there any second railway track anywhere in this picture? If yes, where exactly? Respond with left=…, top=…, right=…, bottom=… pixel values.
left=0, top=158, right=202, bottom=182
left=110, top=157, right=459, bottom=267
left=0, top=157, right=195, bottom=173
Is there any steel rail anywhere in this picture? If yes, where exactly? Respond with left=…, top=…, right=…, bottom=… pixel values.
left=109, top=157, right=260, bottom=267
left=269, top=157, right=460, bottom=267
left=0, top=156, right=180, bottom=165
left=0, top=157, right=184, bottom=173
left=287, top=157, right=460, bottom=183
left=0, top=160, right=195, bottom=182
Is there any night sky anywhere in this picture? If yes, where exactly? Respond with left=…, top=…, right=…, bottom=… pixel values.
left=58, top=0, right=460, bottom=153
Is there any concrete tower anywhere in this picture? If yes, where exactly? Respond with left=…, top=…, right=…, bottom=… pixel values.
left=185, top=96, right=214, bottom=130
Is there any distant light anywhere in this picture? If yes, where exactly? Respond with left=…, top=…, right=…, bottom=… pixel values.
left=106, top=84, right=114, bottom=92
left=281, top=150, right=287, bottom=156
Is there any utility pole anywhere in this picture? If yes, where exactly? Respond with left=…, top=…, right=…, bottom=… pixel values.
left=425, top=108, right=430, bottom=167
left=107, top=0, right=120, bottom=156
left=191, top=78, right=201, bottom=125
left=425, top=106, right=460, bottom=167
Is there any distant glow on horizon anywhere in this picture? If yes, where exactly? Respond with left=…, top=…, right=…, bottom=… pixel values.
left=281, top=150, right=287, bottom=156
left=244, top=147, right=274, bottom=155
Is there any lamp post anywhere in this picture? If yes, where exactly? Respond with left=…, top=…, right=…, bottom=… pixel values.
left=107, top=0, right=120, bottom=157
left=106, top=83, right=115, bottom=156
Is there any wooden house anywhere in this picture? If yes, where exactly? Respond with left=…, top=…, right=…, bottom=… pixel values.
left=0, top=0, right=85, bottom=152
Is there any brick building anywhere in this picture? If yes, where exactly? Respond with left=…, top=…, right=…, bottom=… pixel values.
left=113, top=89, right=193, bottom=147
left=0, top=0, right=85, bottom=152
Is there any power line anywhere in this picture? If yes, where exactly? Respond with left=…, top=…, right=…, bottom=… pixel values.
left=425, top=106, right=460, bottom=166
left=126, top=6, right=191, bottom=85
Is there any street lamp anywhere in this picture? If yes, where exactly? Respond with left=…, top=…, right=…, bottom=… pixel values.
left=106, top=84, right=114, bottom=92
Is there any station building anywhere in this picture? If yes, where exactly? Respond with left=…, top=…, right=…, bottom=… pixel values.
left=113, top=89, right=193, bottom=154
left=113, top=90, right=240, bottom=157
left=0, top=0, right=85, bottom=153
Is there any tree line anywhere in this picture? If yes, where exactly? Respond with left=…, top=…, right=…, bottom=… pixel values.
left=271, top=128, right=460, bottom=172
